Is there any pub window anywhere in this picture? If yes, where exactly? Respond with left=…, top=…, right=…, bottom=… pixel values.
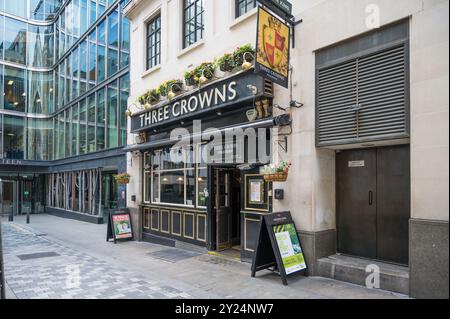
left=146, top=146, right=208, bottom=208
left=236, top=0, right=258, bottom=18
left=151, top=147, right=195, bottom=206
left=196, top=144, right=208, bottom=208
left=183, top=0, right=204, bottom=49
left=146, top=14, right=161, bottom=70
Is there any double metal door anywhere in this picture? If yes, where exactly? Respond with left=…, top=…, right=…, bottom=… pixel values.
left=337, top=146, right=410, bottom=265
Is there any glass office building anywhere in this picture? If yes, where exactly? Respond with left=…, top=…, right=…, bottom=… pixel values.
left=0, top=0, right=130, bottom=223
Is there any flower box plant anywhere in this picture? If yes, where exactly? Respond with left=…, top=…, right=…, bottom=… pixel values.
left=216, top=53, right=235, bottom=72
left=159, top=79, right=183, bottom=97
left=261, top=161, right=292, bottom=182
left=184, top=70, right=198, bottom=87
left=148, top=89, right=161, bottom=105
left=114, top=173, right=131, bottom=185
left=233, top=44, right=255, bottom=67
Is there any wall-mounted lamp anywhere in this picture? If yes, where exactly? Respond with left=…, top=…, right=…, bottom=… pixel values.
left=242, top=52, right=255, bottom=71
left=168, top=82, right=185, bottom=100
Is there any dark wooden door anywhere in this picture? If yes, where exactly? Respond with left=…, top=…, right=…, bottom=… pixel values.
left=337, top=149, right=378, bottom=259
left=215, top=169, right=232, bottom=251
left=376, top=146, right=410, bottom=264
left=337, top=146, right=410, bottom=265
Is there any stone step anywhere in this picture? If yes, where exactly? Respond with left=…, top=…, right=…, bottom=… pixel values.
left=317, top=254, right=409, bottom=295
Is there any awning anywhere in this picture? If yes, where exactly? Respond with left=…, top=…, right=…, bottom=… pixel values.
left=123, top=115, right=290, bottom=153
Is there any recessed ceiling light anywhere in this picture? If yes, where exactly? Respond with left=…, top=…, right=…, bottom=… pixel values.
left=7, top=80, right=14, bottom=85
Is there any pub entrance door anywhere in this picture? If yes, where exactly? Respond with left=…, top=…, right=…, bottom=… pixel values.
left=336, top=145, right=410, bottom=265
left=212, top=167, right=241, bottom=254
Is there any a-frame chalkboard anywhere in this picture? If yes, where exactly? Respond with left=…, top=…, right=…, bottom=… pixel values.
left=107, top=212, right=134, bottom=244
left=251, top=211, right=307, bottom=285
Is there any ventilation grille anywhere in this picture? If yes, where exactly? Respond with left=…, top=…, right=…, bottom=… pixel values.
left=317, top=45, right=408, bottom=146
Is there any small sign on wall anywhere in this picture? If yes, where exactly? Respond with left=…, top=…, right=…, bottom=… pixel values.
left=348, top=161, right=365, bottom=167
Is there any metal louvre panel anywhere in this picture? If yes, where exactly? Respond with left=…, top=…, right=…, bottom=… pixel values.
left=358, top=45, right=407, bottom=138
left=317, top=43, right=408, bottom=146
left=318, top=60, right=357, bottom=143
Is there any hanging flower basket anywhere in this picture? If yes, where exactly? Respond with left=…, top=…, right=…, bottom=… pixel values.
left=114, top=173, right=131, bottom=185
left=263, top=172, right=288, bottom=182
left=261, top=161, right=292, bottom=183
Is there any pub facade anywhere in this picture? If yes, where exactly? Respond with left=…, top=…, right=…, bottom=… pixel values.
left=123, top=0, right=449, bottom=299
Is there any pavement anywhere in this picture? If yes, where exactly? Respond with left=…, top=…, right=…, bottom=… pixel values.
left=0, top=214, right=408, bottom=299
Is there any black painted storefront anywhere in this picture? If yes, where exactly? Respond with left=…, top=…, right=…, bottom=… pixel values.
left=127, top=70, right=285, bottom=260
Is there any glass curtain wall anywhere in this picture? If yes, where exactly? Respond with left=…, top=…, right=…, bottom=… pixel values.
left=1, top=0, right=131, bottom=161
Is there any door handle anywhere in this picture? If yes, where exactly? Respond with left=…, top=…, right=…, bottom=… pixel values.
left=369, top=191, right=373, bottom=206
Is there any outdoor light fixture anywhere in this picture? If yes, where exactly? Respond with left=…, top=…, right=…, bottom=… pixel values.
left=168, top=82, right=185, bottom=100
left=242, top=52, right=255, bottom=71
left=125, top=102, right=145, bottom=117
left=199, top=70, right=208, bottom=85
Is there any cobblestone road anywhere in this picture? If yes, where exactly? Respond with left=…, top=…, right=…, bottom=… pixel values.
left=2, top=223, right=193, bottom=299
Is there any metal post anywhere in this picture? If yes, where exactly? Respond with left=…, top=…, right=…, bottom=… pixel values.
left=0, top=221, right=6, bottom=299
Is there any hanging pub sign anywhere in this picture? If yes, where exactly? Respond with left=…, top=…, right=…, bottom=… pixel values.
left=251, top=211, right=307, bottom=285
left=107, top=212, right=134, bottom=244
left=255, top=7, right=291, bottom=89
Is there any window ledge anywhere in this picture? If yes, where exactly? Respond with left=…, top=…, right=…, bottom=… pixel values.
left=177, top=40, right=205, bottom=59
left=141, top=64, right=161, bottom=79
left=229, top=8, right=258, bottom=30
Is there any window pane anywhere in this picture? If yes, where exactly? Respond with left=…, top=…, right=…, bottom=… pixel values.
left=160, top=172, right=185, bottom=205
left=88, top=94, right=96, bottom=152
left=96, top=90, right=105, bottom=150
left=28, top=24, right=54, bottom=67
left=120, top=16, right=130, bottom=68
left=186, top=169, right=195, bottom=206
left=197, top=168, right=208, bottom=207
left=183, top=0, right=204, bottom=49
left=107, top=83, right=118, bottom=148
left=28, top=71, right=53, bottom=114
left=108, top=10, right=119, bottom=47
left=161, top=148, right=184, bottom=170
left=236, top=0, right=258, bottom=18
left=72, top=104, right=79, bottom=156
left=3, top=115, right=25, bottom=160
left=119, top=74, right=129, bottom=146
left=2, top=17, right=27, bottom=65
left=146, top=14, right=161, bottom=70
left=79, top=100, right=87, bottom=154
left=27, top=118, right=51, bottom=161
left=4, top=1, right=27, bottom=18
left=97, top=45, right=106, bottom=82
left=3, top=66, right=26, bottom=112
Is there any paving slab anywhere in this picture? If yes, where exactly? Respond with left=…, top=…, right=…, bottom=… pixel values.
left=1, top=215, right=409, bottom=299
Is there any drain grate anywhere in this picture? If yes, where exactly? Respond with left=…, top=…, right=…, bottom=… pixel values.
left=148, top=248, right=202, bottom=263
left=17, top=252, right=60, bottom=260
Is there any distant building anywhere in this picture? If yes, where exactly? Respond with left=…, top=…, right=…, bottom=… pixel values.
left=0, top=0, right=131, bottom=223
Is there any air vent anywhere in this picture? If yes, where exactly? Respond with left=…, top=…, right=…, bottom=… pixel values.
left=317, top=44, right=409, bottom=147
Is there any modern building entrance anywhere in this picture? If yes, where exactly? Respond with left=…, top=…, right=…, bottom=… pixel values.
left=212, top=167, right=242, bottom=255
left=0, top=180, right=18, bottom=217
left=336, top=145, right=410, bottom=265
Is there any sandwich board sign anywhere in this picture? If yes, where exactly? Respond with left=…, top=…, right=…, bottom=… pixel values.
left=107, top=211, right=134, bottom=244
left=251, top=211, right=307, bottom=285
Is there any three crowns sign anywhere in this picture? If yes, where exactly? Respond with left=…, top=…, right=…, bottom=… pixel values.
left=255, top=6, right=291, bottom=88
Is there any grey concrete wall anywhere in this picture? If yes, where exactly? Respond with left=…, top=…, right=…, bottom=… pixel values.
left=410, top=219, right=449, bottom=299
left=298, top=229, right=337, bottom=276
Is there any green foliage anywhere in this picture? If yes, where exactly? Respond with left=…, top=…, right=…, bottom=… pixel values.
left=233, top=44, right=255, bottom=66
